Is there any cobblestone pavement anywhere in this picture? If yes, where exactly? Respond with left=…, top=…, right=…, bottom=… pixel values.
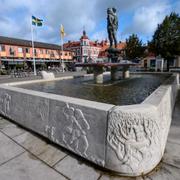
left=0, top=75, right=179, bottom=180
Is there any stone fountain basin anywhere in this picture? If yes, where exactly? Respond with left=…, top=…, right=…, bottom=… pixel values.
left=0, top=73, right=179, bottom=176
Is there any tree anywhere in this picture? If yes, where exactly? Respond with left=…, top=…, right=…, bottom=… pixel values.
left=125, top=34, right=144, bottom=60
left=150, top=12, right=180, bottom=70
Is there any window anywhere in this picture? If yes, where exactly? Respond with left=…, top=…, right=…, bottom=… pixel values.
left=150, top=59, right=156, bottom=67
left=46, top=49, right=50, bottom=54
left=9, top=47, right=14, bottom=55
left=84, top=50, right=87, bottom=54
left=40, top=49, right=44, bottom=54
left=0, top=45, right=5, bottom=51
left=25, top=48, right=29, bottom=53
left=34, top=49, right=37, bottom=56
left=50, top=51, right=55, bottom=57
left=77, top=49, right=80, bottom=55
left=18, top=47, right=23, bottom=53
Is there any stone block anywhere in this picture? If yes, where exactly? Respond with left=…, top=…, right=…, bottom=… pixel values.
left=47, top=98, right=112, bottom=166
left=40, top=71, right=55, bottom=80
left=105, top=104, right=162, bottom=176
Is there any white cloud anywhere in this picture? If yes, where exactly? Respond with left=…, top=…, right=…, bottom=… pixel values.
left=0, top=0, right=178, bottom=43
left=91, top=30, right=106, bottom=41
left=124, top=1, right=172, bottom=36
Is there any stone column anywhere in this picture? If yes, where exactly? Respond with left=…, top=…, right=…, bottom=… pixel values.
left=111, top=66, right=120, bottom=81
left=94, top=66, right=104, bottom=84
left=122, top=66, right=130, bottom=79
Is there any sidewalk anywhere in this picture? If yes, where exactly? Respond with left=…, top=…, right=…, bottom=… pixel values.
left=0, top=71, right=86, bottom=84
left=0, top=83, right=179, bottom=179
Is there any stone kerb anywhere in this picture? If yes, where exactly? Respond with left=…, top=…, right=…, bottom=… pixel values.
left=0, top=85, right=114, bottom=167
left=106, top=104, right=161, bottom=176
left=105, top=74, right=179, bottom=176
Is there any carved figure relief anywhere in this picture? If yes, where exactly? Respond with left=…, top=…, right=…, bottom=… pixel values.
left=107, top=109, right=160, bottom=171
left=62, top=103, right=90, bottom=157
left=45, top=125, right=56, bottom=141
left=38, top=100, right=49, bottom=122
left=0, top=93, right=11, bottom=115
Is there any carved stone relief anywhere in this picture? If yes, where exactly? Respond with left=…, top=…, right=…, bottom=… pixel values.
left=45, top=125, right=56, bottom=141
left=38, top=100, right=49, bottom=122
left=0, top=93, right=11, bottom=116
left=107, top=108, right=161, bottom=172
left=62, top=103, right=90, bottom=157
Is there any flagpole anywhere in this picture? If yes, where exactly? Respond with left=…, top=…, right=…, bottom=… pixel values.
left=31, top=17, right=37, bottom=76
left=60, top=24, right=64, bottom=72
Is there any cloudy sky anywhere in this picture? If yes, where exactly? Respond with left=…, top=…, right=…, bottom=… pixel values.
left=0, top=0, right=179, bottom=44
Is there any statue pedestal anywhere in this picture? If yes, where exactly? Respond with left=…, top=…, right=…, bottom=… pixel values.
left=75, top=62, right=137, bottom=84
left=122, top=66, right=130, bottom=79
left=111, top=66, right=121, bottom=81
left=107, top=48, right=121, bottom=63
left=94, top=66, right=104, bottom=84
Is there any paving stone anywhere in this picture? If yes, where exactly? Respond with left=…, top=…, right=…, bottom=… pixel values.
left=0, top=152, right=67, bottom=180
left=1, top=123, right=25, bottom=138
left=0, top=117, right=11, bottom=130
left=38, top=145, right=67, bottom=167
left=54, top=155, right=100, bottom=180
left=144, top=163, right=180, bottom=180
left=99, top=174, right=142, bottom=180
left=168, top=125, right=180, bottom=145
left=13, top=132, right=67, bottom=166
left=0, top=132, right=25, bottom=165
left=164, top=141, right=180, bottom=169
left=100, top=162, right=180, bottom=180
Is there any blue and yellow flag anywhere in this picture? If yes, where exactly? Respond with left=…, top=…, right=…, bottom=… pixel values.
left=32, top=16, right=43, bottom=26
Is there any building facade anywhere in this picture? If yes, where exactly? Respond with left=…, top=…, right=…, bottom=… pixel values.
left=64, top=31, right=126, bottom=63
left=0, top=36, right=74, bottom=69
left=64, top=30, right=102, bottom=63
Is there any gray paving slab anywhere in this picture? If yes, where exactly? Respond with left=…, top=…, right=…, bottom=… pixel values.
left=13, top=131, right=67, bottom=166
left=54, top=155, right=100, bottom=180
left=0, top=131, right=25, bottom=165
left=38, top=145, right=68, bottom=167
left=1, top=123, right=25, bottom=138
left=172, top=91, right=180, bottom=126
left=164, top=141, right=180, bottom=169
left=144, top=163, right=180, bottom=180
left=100, top=162, right=180, bottom=180
left=167, top=126, right=180, bottom=145
left=0, top=117, right=11, bottom=130
left=99, top=175, right=142, bottom=180
left=0, top=152, right=68, bottom=180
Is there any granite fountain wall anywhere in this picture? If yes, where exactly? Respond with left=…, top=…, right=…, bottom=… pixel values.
left=0, top=74, right=179, bottom=176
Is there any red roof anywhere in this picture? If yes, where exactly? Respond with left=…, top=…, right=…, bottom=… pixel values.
left=98, top=42, right=126, bottom=58
left=63, top=41, right=80, bottom=49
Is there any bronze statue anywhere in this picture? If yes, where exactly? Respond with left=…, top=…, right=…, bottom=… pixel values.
left=107, top=8, right=118, bottom=48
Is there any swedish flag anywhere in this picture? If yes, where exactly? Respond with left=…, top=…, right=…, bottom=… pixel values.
left=32, top=16, right=43, bottom=26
